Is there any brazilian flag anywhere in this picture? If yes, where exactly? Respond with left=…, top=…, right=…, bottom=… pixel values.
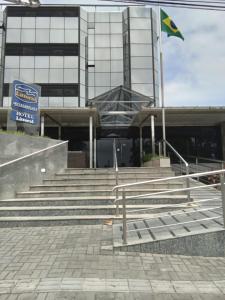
left=161, top=9, right=184, bottom=41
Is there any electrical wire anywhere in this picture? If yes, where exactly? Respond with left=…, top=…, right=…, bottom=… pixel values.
left=99, top=0, right=225, bottom=11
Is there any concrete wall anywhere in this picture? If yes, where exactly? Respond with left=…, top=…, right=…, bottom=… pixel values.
left=0, top=133, right=60, bottom=164
left=0, top=134, right=68, bottom=199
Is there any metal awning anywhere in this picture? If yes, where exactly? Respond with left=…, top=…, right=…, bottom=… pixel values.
left=89, top=85, right=154, bottom=127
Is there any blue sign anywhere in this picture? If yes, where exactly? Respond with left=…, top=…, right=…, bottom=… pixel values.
left=10, top=80, right=40, bottom=125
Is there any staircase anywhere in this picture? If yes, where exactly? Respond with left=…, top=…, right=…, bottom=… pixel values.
left=0, top=167, right=189, bottom=227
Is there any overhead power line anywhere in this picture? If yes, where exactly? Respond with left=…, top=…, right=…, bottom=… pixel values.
left=99, top=0, right=225, bottom=11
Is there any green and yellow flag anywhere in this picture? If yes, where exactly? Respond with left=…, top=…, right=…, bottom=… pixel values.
left=161, top=9, right=184, bottom=41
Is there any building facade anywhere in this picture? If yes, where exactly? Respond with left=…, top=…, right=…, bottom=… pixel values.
left=0, top=5, right=224, bottom=167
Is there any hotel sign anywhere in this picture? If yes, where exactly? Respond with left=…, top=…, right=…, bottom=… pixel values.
left=10, top=80, right=40, bottom=125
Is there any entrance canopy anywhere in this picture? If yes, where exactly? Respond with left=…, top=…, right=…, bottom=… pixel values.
left=89, top=85, right=154, bottom=127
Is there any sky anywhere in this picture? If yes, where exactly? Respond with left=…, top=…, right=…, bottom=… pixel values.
left=3, top=0, right=225, bottom=107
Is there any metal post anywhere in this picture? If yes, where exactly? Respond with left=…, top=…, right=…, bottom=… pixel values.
left=139, top=127, right=143, bottom=165
left=151, top=115, right=155, bottom=156
left=186, top=166, right=191, bottom=202
left=94, top=126, right=97, bottom=169
left=89, top=115, right=93, bottom=169
left=40, top=114, right=44, bottom=137
left=122, top=189, right=127, bottom=245
left=220, top=174, right=225, bottom=228
left=158, top=142, right=162, bottom=156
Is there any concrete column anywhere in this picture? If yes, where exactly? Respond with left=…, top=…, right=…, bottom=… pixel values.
left=89, top=115, right=93, bottom=168
left=40, top=115, right=44, bottom=137
left=94, top=126, right=97, bottom=169
left=221, top=122, right=225, bottom=161
left=139, top=127, right=143, bottom=165
left=151, top=115, right=155, bottom=155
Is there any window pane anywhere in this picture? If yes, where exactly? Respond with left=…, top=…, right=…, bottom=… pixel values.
left=5, top=56, right=19, bottom=68
left=21, top=29, right=35, bottom=43
left=130, top=18, right=151, bottom=30
left=95, top=48, right=110, bottom=60
left=4, top=68, right=19, bottom=83
left=7, top=17, right=21, bottom=28
left=111, top=72, right=123, bottom=86
left=131, top=69, right=153, bottom=84
left=49, top=97, right=63, bottom=107
left=35, top=69, right=49, bottom=83
left=95, top=35, right=110, bottom=47
left=65, top=29, right=78, bottom=43
left=95, top=73, right=110, bottom=86
left=111, top=35, right=123, bottom=47
left=95, top=86, right=110, bottom=96
left=50, top=56, right=63, bottom=68
left=21, top=17, right=35, bottom=28
left=65, top=17, right=78, bottom=29
left=20, top=56, right=34, bottom=68
left=36, top=17, right=50, bottom=28
left=131, top=57, right=153, bottom=69
left=64, top=97, right=78, bottom=107
left=20, top=68, right=34, bottom=82
left=6, top=29, right=21, bottom=43
left=50, top=17, right=64, bottom=29
left=49, top=69, right=63, bottom=83
left=95, top=12, right=109, bottom=22
left=110, top=13, right=122, bottom=23
left=131, top=44, right=152, bottom=57
left=36, top=29, right=50, bottom=43
left=64, top=69, right=78, bottom=83
left=110, top=23, right=122, bottom=34
left=50, top=29, right=64, bottom=43
left=132, top=83, right=153, bottom=96
left=88, top=73, right=94, bottom=86
left=95, top=60, right=110, bottom=72
left=111, top=48, right=123, bottom=60
left=64, top=56, right=78, bottom=68
left=95, top=23, right=109, bottom=34
left=111, top=60, right=123, bottom=72
left=35, top=56, right=49, bottom=68
left=129, top=7, right=151, bottom=18
left=130, top=30, right=152, bottom=44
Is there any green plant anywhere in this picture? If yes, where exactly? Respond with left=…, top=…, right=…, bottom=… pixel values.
left=0, top=129, right=26, bottom=136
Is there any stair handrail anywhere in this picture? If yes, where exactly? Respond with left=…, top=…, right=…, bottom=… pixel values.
left=158, top=139, right=191, bottom=201
left=113, top=138, right=119, bottom=204
left=112, top=168, right=225, bottom=245
left=0, top=140, right=68, bottom=169
left=183, top=154, right=225, bottom=167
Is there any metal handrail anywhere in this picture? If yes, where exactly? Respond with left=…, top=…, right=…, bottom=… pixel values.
left=162, top=139, right=191, bottom=201
left=112, top=169, right=225, bottom=244
left=113, top=138, right=119, bottom=210
left=184, top=154, right=225, bottom=165
left=0, top=140, right=68, bottom=169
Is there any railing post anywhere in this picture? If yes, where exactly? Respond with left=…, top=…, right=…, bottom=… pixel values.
left=220, top=174, right=225, bottom=228
left=186, top=166, right=191, bottom=202
left=122, top=189, right=127, bottom=245
left=158, top=142, right=162, bottom=156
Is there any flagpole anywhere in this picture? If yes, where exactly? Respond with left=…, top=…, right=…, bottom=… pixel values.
left=158, top=7, right=167, bottom=157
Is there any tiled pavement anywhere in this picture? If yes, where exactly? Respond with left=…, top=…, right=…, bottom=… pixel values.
left=1, top=225, right=225, bottom=299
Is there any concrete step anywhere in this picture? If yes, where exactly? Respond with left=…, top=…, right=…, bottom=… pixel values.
left=0, top=212, right=190, bottom=227
left=0, top=204, right=188, bottom=217
left=0, top=195, right=189, bottom=206
left=63, top=167, right=174, bottom=174
left=17, top=189, right=186, bottom=198
left=54, top=172, right=175, bottom=180
left=29, top=182, right=184, bottom=191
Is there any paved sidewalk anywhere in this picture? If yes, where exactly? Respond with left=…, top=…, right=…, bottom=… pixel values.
left=0, top=225, right=225, bottom=299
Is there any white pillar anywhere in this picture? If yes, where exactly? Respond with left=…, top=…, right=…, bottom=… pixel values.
left=40, top=115, right=44, bottom=137
left=94, top=126, right=97, bottom=169
left=151, top=115, right=155, bottom=156
left=89, top=115, right=93, bottom=168
left=140, top=127, right=143, bottom=165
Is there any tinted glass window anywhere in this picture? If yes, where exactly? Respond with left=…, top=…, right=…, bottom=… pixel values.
left=6, top=7, right=79, bottom=17
left=5, top=44, right=79, bottom=56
